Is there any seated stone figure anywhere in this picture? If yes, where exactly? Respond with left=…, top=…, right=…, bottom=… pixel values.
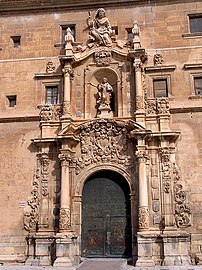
left=86, top=8, right=115, bottom=47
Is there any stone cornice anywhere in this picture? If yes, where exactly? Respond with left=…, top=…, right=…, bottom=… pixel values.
left=0, top=115, right=40, bottom=123
left=0, top=0, right=192, bottom=14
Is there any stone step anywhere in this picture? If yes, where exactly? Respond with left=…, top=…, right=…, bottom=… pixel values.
left=76, top=258, right=128, bottom=270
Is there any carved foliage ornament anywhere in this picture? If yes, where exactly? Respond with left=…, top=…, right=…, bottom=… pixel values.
left=159, top=147, right=171, bottom=193
left=145, top=98, right=170, bottom=115
left=75, top=119, right=132, bottom=174
left=138, top=206, right=149, bottom=229
left=60, top=208, right=71, bottom=230
left=136, top=95, right=144, bottom=110
left=24, top=168, right=40, bottom=231
left=173, top=163, right=191, bottom=228
left=39, top=104, right=62, bottom=121
left=157, top=98, right=170, bottom=114
left=24, top=153, right=51, bottom=231
left=39, top=153, right=50, bottom=197
left=94, top=50, right=111, bottom=66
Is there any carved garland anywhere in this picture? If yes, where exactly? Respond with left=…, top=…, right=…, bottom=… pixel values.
left=75, top=119, right=132, bottom=174
left=138, top=206, right=149, bottom=229
left=39, top=153, right=50, bottom=197
left=94, top=50, right=111, bottom=66
left=24, top=167, right=40, bottom=231
left=24, top=153, right=51, bottom=232
left=39, top=104, right=62, bottom=121
left=60, top=208, right=71, bottom=230
left=159, top=148, right=171, bottom=193
left=173, top=163, right=191, bottom=228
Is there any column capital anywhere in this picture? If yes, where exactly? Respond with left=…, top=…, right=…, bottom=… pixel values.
left=62, top=65, right=74, bottom=77
left=59, top=149, right=75, bottom=166
left=136, top=150, right=148, bottom=163
left=133, top=60, right=142, bottom=72
left=59, top=153, right=72, bottom=166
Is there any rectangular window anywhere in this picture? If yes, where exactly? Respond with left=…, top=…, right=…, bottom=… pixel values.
left=11, top=36, right=21, bottom=48
left=194, top=77, right=202, bottom=95
left=7, top=95, right=17, bottom=107
left=189, top=15, right=202, bottom=33
left=46, top=86, right=58, bottom=105
left=61, top=24, right=76, bottom=46
left=153, top=79, right=168, bottom=98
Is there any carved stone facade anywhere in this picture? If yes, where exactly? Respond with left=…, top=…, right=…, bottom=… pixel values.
left=0, top=0, right=201, bottom=268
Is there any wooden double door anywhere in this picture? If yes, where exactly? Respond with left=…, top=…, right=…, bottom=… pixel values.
left=81, top=171, right=132, bottom=257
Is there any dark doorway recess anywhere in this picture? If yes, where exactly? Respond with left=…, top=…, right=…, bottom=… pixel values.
left=81, top=170, right=132, bottom=258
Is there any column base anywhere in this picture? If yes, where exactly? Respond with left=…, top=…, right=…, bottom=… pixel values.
left=136, top=258, right=155, bottom=267
left=53, top=257, right=75, bottom=268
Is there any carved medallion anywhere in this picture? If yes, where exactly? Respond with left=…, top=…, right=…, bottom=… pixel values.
left=75, top=119, right=132, bottom=174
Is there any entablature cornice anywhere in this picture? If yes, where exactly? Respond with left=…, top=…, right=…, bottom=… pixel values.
left=34, top=73, right=63, bottom=79
left=144, top=65, right=176, bottom=73
left=183, top=63, right=202, bottom=70
left=0, top=0, right=184, bottom=14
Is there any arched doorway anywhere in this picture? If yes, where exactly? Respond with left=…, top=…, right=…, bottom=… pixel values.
left=81, top=170, right=132, bottom=258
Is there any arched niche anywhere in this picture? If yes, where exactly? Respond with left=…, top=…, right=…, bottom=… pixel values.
left=85, top=68, right=119, bottom=118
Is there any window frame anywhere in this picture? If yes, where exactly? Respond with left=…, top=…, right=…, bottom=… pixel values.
left=189, top=14, right=202, bottom=34
left=190, top=73, right=202, bottom=97
left=182, top=12, right=202, bottom=38
left=146, top=74, right=172, bottom=99
left=42, top=79, right=62, bottom=105
left=45, top=85, right=59, bottom=105
left=153, top=78, right=169, bottom=98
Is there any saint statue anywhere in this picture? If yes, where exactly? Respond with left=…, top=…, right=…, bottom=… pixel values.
left=86, top=8, right=115, bottom=47
left=97, top=78, right=113, bottom=107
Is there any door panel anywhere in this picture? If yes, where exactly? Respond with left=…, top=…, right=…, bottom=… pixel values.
left=82, top=171, right=131, bottom=257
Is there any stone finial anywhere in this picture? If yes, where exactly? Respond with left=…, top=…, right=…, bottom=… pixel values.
left=65, top=27, right=74, bottom=54
left=132, top=20, right=141, bottom=49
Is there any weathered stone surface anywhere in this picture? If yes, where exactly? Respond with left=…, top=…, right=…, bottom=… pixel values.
left=0, top=0, right=201, bottom=267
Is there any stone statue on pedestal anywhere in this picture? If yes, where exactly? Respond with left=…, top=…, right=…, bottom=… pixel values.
left=96, top=78, right=113, bottom=118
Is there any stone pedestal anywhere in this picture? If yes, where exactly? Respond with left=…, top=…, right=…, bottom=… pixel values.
left=26, top=235, right=54, bottom=266
left=97, top=104, right=113, bottom=118
left=136, top=232, right=155, bottom=267
left=53, top=234, right=79, bottom=267
left=162, top=232, right=191, bottom=266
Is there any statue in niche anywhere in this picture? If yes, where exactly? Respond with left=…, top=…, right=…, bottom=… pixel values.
left=97, top=77, right=113, bottom=107
left=86, top=8, right=116, bottom=47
